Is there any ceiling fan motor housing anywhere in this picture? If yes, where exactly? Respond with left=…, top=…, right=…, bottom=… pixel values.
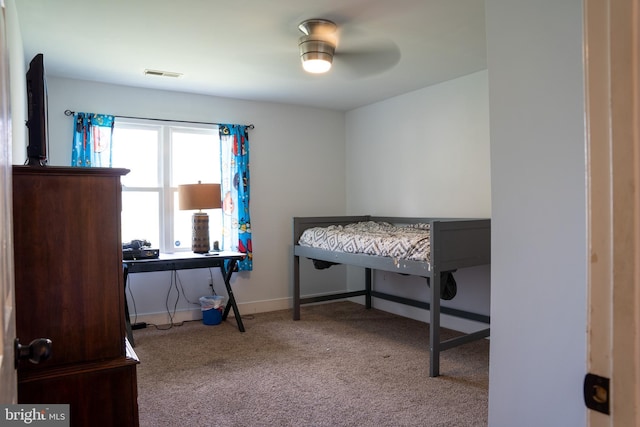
left=298, top=19, right=338, bottom=72
left=299, top=37, right=336, bottom=63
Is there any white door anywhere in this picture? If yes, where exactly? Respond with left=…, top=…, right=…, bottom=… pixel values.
left=585, top=0, right=640, bottom=425
left=0, top=0, right=17, bottom=404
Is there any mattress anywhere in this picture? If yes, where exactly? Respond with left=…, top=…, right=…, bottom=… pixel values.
left=297, top=221, right=431, bottom=262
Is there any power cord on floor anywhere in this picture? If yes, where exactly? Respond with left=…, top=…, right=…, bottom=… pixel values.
left=127, top=268, right=253, bottom=331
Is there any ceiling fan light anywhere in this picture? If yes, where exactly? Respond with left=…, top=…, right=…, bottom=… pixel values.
left=299, top=38, right=335, bottom=74
left=301, top=54, right=333, bottom=73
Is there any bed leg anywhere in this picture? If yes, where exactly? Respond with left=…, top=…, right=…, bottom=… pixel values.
left=365, top=268, right=372, bottom=309
left=294, top=255, right=301, bottom=320
left=429, top=273, right=441, bottom=377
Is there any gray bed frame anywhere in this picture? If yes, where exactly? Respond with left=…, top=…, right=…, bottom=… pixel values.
left=292, top=216, right=491, bottom=377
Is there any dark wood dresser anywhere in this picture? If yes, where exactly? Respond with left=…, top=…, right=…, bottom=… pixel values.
left=12, top=166, right=139, bottom=427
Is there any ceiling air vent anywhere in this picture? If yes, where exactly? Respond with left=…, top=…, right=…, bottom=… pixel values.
left=143, top=69, right=183, bottom=78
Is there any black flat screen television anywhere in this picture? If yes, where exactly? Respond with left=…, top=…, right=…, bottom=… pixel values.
left=25, top=53, right=48, bottom=166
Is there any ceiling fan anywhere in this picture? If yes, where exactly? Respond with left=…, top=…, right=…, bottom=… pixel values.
left=296, top=18, right=400, bottom=77
left=297, top=19, right=338, bottom=73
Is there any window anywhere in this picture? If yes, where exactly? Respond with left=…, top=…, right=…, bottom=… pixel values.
left=112, top=119, right=221, bottom=252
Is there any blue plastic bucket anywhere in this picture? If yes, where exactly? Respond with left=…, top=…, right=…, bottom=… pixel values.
left=202, top=307, right=222, bottom=325
left=199, top=295, right=225, bottom=325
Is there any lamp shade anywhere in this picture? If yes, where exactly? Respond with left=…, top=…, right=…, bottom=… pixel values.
left=178, top=182, right=221, bottom=211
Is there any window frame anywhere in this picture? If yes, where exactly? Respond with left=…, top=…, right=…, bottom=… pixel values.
left=113, top=118, right=219, bottom=253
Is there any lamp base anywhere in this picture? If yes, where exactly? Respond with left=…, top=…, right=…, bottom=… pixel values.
left=192, top=212, right=210, bottom=253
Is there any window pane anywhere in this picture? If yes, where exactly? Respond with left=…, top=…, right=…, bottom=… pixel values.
left=173, top=190, right=192, bottom=249
left=121, top=192, right=160, bottom=248
left=208, top=209, right=223, bottom=247
left=171, top=130, right=219, bottom=186
left=113, top=127, right=160, bottom=187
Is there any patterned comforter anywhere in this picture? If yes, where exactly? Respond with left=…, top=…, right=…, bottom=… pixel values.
left=298, top=221, right=431, bottom=262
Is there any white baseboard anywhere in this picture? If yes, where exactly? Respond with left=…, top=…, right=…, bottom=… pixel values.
left=130, top=296, right=488, bottom=335
left=130, top=297, right=292, bottom=327
left=131, top=309, right=201, bottom=327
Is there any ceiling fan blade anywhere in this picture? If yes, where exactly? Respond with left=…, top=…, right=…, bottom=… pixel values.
left=334, top=38, right=401, bottom=78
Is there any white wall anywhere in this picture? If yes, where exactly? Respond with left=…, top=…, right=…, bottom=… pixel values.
left=345, top=70, right=491, bottom=218
left=5, top=0, right=26, bottom=164
left=486, top=0, right=587, bottom=426
left=45, top=77, right=347, bottom=323
left=343, top=70, right=492, bottom=332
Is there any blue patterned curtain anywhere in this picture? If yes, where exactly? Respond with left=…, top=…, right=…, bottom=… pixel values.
left=71, top=112, right=114, bottom=167
left=219, top=124, right=252, bottom=271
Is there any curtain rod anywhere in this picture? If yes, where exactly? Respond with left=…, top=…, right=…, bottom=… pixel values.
left=64, top=110, right=254, bottom=129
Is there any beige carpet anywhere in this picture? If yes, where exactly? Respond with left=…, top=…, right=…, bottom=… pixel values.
left=133, top=301, right=489, bottom=427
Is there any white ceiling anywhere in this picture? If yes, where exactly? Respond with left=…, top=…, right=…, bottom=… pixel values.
left=14, top=0, right=487, bottom=111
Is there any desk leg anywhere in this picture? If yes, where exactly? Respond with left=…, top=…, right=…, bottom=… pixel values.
left=220, top=259, right=245, bottom=332
left=123, top=266, right=135, bottom=346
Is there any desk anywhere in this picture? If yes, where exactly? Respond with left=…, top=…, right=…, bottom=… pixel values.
left=123, top=251, right=246, bottom=344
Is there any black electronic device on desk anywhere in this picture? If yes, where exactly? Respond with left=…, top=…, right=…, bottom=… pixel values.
left=122, top=239, right=159, bottom=260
